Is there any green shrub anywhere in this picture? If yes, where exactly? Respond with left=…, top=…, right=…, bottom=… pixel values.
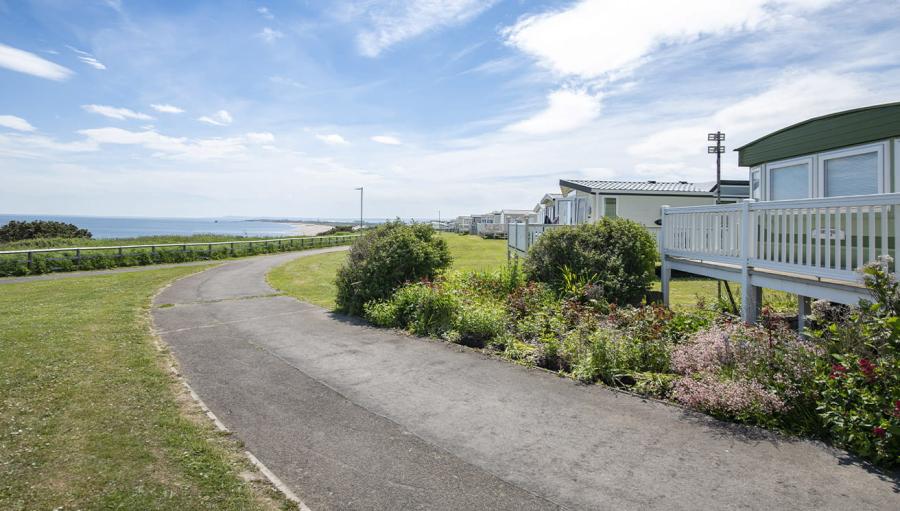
left=523, top=219, right=657, bottom=305
left=362, top=300, right=400, bottom=328
left=454, top=300, right=506, bottom=347
left=335, top=221, right=451, bottom=315
left=809, top=258, right=900, bottom=466
left=0, top=220, right=92, bottom=242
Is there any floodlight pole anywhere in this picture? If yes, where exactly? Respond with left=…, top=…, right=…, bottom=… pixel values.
left=355, top=187, right=363, bottom=230
left=707, top=131, right=725, bottom=204
left=715, top=131, right=722, bottom=204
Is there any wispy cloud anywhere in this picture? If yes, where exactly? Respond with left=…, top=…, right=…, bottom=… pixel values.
left=371, top=135, right=401, bottom=145
left=78, top=127, right=273, bottom=160
left=0, top=115, right=36, bottom=132
left=67, top=45, right=107, bottom=70
left=316, top=133, right=349, bottom=145
left=356, top=0, right=498, bottom=57
left=150, top=103, right=184, bottom=114
left=506, top=89, right=602, bottom=135
left=0, top=43, right=73, bottom=81
left=78, top=55, right=106, bottom=70
left=257, top=6, right=274, bottom=19
left=197, top=110, right=233, bottom=126
left=83, top=104, right=154, bottom=121
left=257, top=27, right=284, bottom=43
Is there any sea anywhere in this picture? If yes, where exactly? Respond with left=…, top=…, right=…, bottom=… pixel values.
left=0, top=214, right=314, bottom=239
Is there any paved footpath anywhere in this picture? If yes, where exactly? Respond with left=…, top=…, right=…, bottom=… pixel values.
left=152, top=251, right=898, bottom=510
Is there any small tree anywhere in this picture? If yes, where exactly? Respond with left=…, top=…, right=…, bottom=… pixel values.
left=0, top=220, right=92, bottom=242
left=523, top=218, right=657, bottom=305
left=335, top=221, right=451, bottom=315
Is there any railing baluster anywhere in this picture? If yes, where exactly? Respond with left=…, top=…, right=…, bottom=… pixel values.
left=806, top=208, right=812, bottom=267
left=845, top=207, right=853, bottom=271
left=856, top=208, right=863, bottom=271
left=825, top=207, right=832, bottom=270
left=881, top=204, right=889, bottom=260
left=868, top=206, right=876, bottom=265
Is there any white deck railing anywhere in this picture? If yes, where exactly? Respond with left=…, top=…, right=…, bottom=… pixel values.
left=661, top=194, right=900, bottom=283
left=507, top=223, right=566, bottom=254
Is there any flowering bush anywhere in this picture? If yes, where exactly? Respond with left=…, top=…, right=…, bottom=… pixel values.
left=809, top=258, right=900, bottom=466
left=671, top=320, right=820, bottom=430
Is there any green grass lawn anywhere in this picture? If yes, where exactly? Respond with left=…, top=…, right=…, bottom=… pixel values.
left=268, top=233, right=507, bottom=309
left=0, top=268, right=288, bottom=510
left=270, top=232, right=798, bottom=313
left=651, top=277, right=797, bottom=312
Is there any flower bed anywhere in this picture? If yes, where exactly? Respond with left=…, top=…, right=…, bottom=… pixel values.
left=360, top=259, right=899, bottom=468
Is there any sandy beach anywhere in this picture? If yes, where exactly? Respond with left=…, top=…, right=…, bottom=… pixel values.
left=289, top=222, right=338, bottom=236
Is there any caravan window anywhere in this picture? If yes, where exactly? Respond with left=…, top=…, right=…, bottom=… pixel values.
left=750, top=167, right=761, bottom=200
left=820, top=144, right=883, bottom=197
left=767, top=158, right=811, bottom=201
left=604, top=197, right=617, bottom=218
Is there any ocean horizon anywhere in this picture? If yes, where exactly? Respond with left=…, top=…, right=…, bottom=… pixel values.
left=0, top=214, right=423, bottom=239
left=0, top=214, right=341, bottom=239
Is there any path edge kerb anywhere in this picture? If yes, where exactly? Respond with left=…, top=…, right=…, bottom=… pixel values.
left=148, top=261, right=310, bottom=511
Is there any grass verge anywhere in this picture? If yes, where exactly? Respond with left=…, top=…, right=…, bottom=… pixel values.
left=0, top=267, right=291, bottom=510
left=268, top=233, right=508, bottom=309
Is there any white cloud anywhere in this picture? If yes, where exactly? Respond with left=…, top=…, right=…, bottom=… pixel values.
left=258, top=6, right=274, bottom=19
left=83, top=104, right=154, bottom=121
left=150, top=103, right=184, bottom=114
left=78, top=55, right=106, bottom=70
left=371, top=135, right=401, bottom=145
left=0, top=43, right=73, bottom=81
left=504, top=0, right=836, bottom=80
left=78, top=127, right=271, bottom=160
left=0, top=115, right=36, bottom=132
left=356, top=0, right=498, bottom=57
left=257, top=27, right=284, bottom=43
left=316, top=133, right=349, bottom=145
left=506, top=89, right=602, bottom=135
left=197, top=110, right=233, bottom=126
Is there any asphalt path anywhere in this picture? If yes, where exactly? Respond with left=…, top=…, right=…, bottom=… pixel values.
left=151, top=250, right=898, bottom=510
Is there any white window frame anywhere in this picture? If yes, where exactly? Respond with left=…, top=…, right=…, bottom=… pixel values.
left=816, top=141, right=886, bottom=198
left=766, top=155, right=813, bottom=201
left=750, top=167, right=761, bottom=200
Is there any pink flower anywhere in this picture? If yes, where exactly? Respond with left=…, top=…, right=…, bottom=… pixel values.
left=872, top=426, right=886, bottom=438
left=893, top=400, right=900, bottom=418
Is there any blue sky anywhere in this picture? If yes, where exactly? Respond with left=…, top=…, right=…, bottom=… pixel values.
left=1, top=0, right=899, bottom=219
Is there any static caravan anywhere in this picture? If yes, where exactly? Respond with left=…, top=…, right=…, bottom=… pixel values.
left=659, top=102, right=900, bottom=325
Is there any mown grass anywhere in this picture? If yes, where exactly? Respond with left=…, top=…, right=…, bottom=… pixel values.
left=268, top=233, right=507, bottom=309
left=0, top=267, right=289, bottom=510
left=651, top=277, right=797, bottom=312
left=271, top=232, right=799, bottom=313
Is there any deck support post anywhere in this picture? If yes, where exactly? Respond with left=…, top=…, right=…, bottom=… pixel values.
left=660, top=206, right=670, bottom=307
left=739, top=199, right=761, bottom=324
left=797, top=295, right=812, bottom=333
left=740, top=268, right=761, bottom=324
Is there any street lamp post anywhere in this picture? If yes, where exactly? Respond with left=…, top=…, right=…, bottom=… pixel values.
left=354, top=187, right=363, bottom=230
